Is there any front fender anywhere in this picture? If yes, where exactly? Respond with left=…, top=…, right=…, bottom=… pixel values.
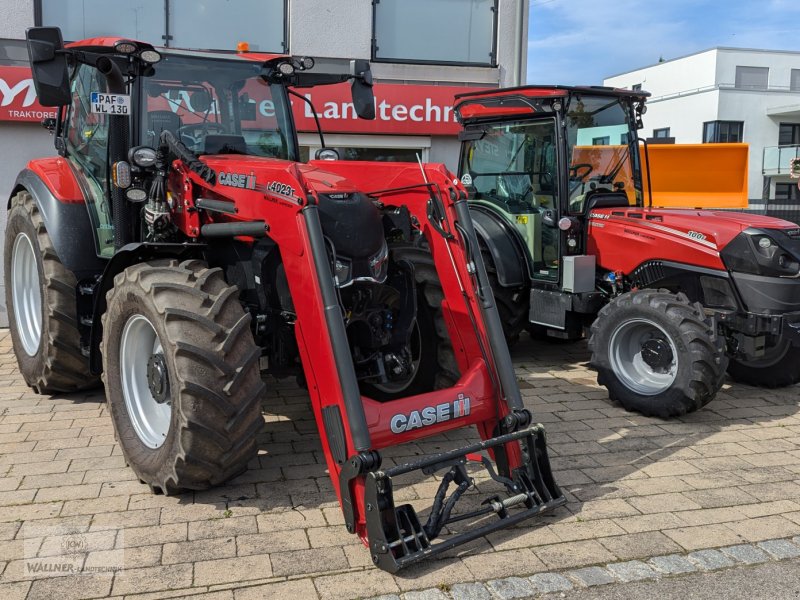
left=469, top=204, right=530, bottom=288
left=10, top=168, right=106, bottom=279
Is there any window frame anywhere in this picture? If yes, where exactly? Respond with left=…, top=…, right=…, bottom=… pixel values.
left=734, top=65, right=769, bottom=90
left=703, top=120, right=744, bottom=143
left=779, top=122, right=800, bottom=146
left=653, top=127, right=671, bottom=139
left=36, top=0, right=289, bottom=52
left=775, top=182, right=800, bottom=201
left=370, top=0, right=499, bottom=67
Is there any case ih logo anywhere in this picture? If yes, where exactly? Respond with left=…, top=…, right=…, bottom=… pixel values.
left=390, top=394, right=471, bottom=434
left=218, top=171, right=256, bottom=190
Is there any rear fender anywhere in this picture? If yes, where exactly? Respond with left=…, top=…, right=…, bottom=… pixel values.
left=469, top=204, right=530, bottom=288
left=9, top=167, right=106, bottom=279
left=88, top=242, right=206, bottom=374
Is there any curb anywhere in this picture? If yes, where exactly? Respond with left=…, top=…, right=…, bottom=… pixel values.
left=366, top=535, right=800, bottom=600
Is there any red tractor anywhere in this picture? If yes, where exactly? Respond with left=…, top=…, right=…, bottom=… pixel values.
left=455, top=86, right=800, bottom=418
left=6, top=28, right=564, bottom=571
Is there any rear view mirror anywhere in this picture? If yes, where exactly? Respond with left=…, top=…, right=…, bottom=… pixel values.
left=350, top=59, right=375, bottom=120
left=26, top=27, right=70, bottom=107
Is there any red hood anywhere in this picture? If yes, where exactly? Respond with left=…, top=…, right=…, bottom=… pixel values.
left=199, top=155, right=362, bottom=195
left=590, top=207, right=798, bottom=250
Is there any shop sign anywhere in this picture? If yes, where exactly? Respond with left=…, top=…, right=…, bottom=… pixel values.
left=0, top=66, right=57, bottom=122
left=0, top=65, right=487, bottom=135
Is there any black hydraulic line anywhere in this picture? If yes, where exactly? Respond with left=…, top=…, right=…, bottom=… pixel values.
left=451, top=197, right=525, bottom=412
left=287, top=88, right=325, bottom=149
left=302, top=204, right=371, bottom=452
left=159, top=130, right=216, bottom=185
left=96, top=56, right=130, bottom=251
left=200, top=221, right=267, bottom=238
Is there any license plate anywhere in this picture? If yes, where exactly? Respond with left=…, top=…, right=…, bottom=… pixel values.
left=90, top=92, right=131, bottom=116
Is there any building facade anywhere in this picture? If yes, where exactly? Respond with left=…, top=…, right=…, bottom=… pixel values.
left=604, top=47, right=800, bottom=205
left=0, top=0, right=529, bottom=326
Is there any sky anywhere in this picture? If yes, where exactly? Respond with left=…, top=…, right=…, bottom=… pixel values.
left=527, top=0, right=800, bottom=85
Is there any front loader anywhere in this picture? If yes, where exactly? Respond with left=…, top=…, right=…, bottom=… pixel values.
left=5, top=27, right=564, bottom=571
left=454, top=86, right=800, bottom=418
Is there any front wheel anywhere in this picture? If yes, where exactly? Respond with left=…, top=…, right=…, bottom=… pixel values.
left=727, top=338, right=800, bottom=388
left=589, top=289, right=727, bottom=418
left=102, top=259, right=264, bottom=494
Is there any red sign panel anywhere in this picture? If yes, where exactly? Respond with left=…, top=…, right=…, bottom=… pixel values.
left=0, top=65, right=485, bottom=135
left=0, top=66, right=58, bottom=122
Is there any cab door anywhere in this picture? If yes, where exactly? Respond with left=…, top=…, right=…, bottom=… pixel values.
left=61, top=63, right=114, bottom=258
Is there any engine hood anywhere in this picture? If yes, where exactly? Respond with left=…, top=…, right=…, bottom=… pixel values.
left=589, top=206, right=799, bottom=251
left=199, top=155, right=363, bottom=197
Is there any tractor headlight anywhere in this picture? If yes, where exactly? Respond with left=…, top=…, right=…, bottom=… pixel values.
left=334, top=257, right=352, bottom=287
left=721, top=229, right=800, bottom=278
left=368, top=240, right=389, bottom=283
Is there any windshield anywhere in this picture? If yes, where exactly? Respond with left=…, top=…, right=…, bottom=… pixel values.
left=459, top=119, right=558, bottom=215
left=564, top=95, right=642, bottom=212
left=140, top=54, right=297, bottom=160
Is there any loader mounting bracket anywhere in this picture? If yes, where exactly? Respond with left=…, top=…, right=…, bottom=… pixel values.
left=363, top=424, right=565, bottom=572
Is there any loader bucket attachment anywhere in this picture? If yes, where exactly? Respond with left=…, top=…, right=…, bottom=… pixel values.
left=641, top=143, right=749, bottom=209
left=362, top=424, right=564, bottom=572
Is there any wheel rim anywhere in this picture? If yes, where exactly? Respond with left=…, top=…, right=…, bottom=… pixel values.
left=11, top=232, right=42, bottom=356
left=737, top=338, right=790, bottom=369
left=608, top=318, right=678, bottom=396
left=371, top=320, right=423, bottom=395
left=119, top=315, right=171, bottom=449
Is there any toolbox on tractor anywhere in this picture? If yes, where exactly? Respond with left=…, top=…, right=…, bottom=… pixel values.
left=6, top=27, right=564, bottom=571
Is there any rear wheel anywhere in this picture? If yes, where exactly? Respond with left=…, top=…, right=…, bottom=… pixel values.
left=102, top=259, right=264, bottom=494
left=727, top=338, right=800, bottom=387
left=480, top=242, right=528, bottom=347
left=362, top=242, right=459, bottom=400
left=589, top=289, right=726, bottom=418
left=4, top=190, right=98, bottom=393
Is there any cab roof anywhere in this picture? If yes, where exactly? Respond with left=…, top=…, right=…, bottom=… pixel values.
left=454, top=84, right=650, bottom=122
left=65, top=36, right=285, bottom=64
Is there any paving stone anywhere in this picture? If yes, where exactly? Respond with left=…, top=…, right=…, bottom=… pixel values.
left=529, top=572, right=574, bottom=593
left=485, top=576, right=536, bottom=599
left=449, top=582, right=492, bottom=600
left=568, top=566, right=617, bottom=587
left=648, top=554, right=697, bottom=575
left=720, top=544, right=770, bottom=565
left=402, top=590, right=448, bottom=600
left=606, top=560, right=658, bottom=582
left=688, top=549, right=736, bottom=571
left=365, top=596, right=400, bottom=600
left=758, top=539, right=800, bottom=559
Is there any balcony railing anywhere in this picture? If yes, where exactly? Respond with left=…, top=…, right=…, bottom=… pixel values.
left=763, top=145, right=800, bottom=175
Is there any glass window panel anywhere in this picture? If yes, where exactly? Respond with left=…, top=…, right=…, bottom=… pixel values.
left=792, top=70, right=800, bottom=92
left=41, top=0, right=165, bottom=44
left=735, top=66, right=769, bottom=90
left=374, top=0, right=495, bottom=64
left=170, top=0, right=285, bottom=52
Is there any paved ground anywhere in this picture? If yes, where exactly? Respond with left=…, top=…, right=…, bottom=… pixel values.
left=0, top=330, right=798, bottom=599
left=545, top=557, right=800, bottom=600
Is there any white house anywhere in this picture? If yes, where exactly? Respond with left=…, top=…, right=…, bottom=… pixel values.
left=604, top=48, right=800, bottom=205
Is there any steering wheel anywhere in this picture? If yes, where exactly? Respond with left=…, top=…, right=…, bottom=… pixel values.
left=178, top=122, right=228, bottom=149
left=569, top=163, right=593, bottom=180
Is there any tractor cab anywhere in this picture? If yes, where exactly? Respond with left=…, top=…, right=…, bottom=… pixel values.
left=455, top=86, right=648, bottom=286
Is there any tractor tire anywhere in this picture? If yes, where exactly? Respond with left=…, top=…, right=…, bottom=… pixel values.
left=101, top=259, right=264, bottom=494
left=727, top=339, right=800, bottom=388
left=480, top=240, right=528, bottom=347
left=4, top=190, right=98, bottom=394
left=588, top=289, right=727, bottom=418
left=362, top=242, right=460, bottom=400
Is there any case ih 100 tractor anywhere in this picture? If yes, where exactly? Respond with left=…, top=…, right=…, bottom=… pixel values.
left=455, top=86, right=800, bottom=418
left=6, top=28, right=564, bottom=572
